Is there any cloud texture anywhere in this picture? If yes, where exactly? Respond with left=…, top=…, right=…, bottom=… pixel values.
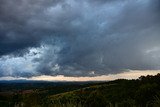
left=0, top=0, right=160, bottom=77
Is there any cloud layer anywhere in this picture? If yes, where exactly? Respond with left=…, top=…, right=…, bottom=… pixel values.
left=0, top=0, right=160, bottom=77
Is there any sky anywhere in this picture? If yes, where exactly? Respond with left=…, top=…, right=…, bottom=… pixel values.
left=0, top=0, right=160, bottom=81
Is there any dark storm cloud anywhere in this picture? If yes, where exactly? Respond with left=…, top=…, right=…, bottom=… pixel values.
left=0, top=0, right=160, bottom=77
left=0, top=0, right=63, bottom=55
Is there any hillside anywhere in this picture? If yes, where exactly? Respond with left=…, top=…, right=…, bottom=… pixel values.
left=0, top=74, right=160, bottom=107
left=49, top=74, right=160, bottom=107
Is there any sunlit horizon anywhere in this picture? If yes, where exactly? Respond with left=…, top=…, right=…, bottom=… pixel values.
left=0, top=70, right=159, bottom=82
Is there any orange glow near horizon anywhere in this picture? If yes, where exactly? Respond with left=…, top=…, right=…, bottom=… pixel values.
left=0, top=70, right=159, bottom=81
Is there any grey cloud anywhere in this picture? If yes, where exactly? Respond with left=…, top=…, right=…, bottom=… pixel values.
left=0, top=0, right=160, bottom=77
left=0, top=0, right=63, bottom=55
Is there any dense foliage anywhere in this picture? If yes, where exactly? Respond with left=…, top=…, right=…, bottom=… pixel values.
left=0, top=74, right=160, bottom=107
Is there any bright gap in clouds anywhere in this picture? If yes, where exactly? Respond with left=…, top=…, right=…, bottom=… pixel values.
left=29, top=70, right=160, bottom=81
left=0, top=70, right=159, bottom=81
left=0, top=46, right=47, bottom=77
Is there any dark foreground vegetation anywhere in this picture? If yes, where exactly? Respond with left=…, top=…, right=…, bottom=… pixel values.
left=0, top=74, right=160, bottom=107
